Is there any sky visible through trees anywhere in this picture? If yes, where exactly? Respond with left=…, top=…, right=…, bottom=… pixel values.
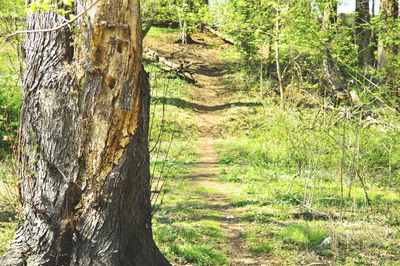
left=210, top=0, right=392, bottom=14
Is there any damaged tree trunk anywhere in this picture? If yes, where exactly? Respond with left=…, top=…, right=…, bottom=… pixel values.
left=0, top=0, right=169, bottom=265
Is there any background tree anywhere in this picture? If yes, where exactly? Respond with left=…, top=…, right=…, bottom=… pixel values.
left=377, top=0, right=398, bottom=70
left=0, top=0, right=170, bottom=264
left=374, top=0, right=400, bottom=99
left=320, top=0, right=344, bottom=93
left=355, top=0, right=373, bottom=67
left=141, top=0, right=209, bottom=44
left=141, top=0, right=177, bottom=39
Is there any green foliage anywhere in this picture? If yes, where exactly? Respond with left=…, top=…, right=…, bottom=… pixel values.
left=142, top=0, right=210, bottom=40
left=210, top=0, right=400, bottom=112
left=0, top=41, right=21, bottom=158
left=0, top=0, right=24, bottom=19
left=142, top=0, right=177, bottom=23
left=26, top=0, right=76, bottom=19
left=213, top=0, right=274, bottom=59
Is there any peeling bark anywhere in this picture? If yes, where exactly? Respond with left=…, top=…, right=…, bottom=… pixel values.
left=0, top=0, right=169, bottom=265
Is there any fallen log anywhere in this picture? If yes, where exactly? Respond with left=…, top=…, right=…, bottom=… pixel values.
left=204, top=26, right=235, bottom=45
left=144, top=47, right=196, bottom=84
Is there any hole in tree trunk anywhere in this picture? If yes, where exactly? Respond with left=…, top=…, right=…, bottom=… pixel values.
left=107, top=77, right=116, bottom=89
left=64, top=30, right=74, bottom=62
left=117, top=42, right=123, bottom=53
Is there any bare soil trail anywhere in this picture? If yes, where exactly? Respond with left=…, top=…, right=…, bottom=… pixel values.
left=145, top=32, right=268, bottom=265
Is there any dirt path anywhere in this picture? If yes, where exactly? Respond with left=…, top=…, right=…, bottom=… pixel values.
left=145, top=32, right=266, bottom=265
left=190, top=87, right=263, bottom=265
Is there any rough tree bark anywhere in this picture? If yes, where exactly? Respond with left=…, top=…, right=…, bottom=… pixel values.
left=0, top=0, right=170, bottom=265
left=355, top=0, right=374, bottom=67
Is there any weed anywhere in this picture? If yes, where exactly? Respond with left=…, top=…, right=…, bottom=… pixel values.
left=277, top=224, right=328, bottom=248
left=249, top=242, right=273, bottom=255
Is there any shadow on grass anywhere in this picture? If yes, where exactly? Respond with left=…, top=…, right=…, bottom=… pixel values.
left=152, top=96, right=262, bottom=112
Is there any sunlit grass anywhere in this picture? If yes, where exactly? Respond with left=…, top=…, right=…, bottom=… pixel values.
left=0, top=220, right=16, bottom=255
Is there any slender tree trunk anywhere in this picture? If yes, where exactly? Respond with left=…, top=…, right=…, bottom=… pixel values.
left=179, top=0, right=189, bottom=45
left=321, top=1, right=343, bottom=93
left=0, top=0, right=170, bottom=265
left=355, top=0, right=374, bottom=67
left=377, top=0, right=399, bottom=70
left=181, top=20, right=189, bottom=44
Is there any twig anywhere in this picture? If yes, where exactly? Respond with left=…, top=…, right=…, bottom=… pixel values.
left=291, top=196, right=337, bottom=219
left=356, top=170, right=372, bottom=206
left=4, top=0, right=101, bottom=40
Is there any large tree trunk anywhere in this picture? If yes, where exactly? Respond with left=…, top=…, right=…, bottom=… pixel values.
left=377, top=0, right=399, bottom=70
left=0, top=0, right=170, bottom=265
left=355, top=0, right=374, bottom=67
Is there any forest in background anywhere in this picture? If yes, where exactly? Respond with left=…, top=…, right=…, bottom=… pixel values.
left=0, top=0, right=399, bottom=264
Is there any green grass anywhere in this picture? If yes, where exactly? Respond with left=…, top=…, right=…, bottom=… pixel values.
left=0, top=40, right=22, bottom=158
left=211, top=77, right=400, bottom=263
left=0, top=39, right=20, bottom=255
left=145, top=27, right=179, bottom=40
left=153, top=201, right=229, bottom=265
left=0, top=220, right=16, bottom=255
left=217, top=99, right=400, bottom=207
left=145, top=59, right=201, bottom=209
left=169, top=243, right=228, bottom=265
left=278, top=224, right=328, bottom=247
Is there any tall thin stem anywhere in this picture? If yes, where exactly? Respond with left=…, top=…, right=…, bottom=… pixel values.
left=275, top=1, right=284, bottom=108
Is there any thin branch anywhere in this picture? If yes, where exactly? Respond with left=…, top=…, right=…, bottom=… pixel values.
left=3, top=0, right=101, bottom=40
